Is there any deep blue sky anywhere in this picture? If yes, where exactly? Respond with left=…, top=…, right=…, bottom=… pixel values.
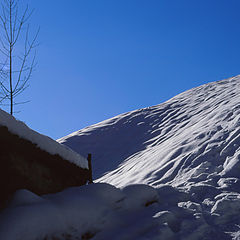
left=3, top=0, right=240, bottom=139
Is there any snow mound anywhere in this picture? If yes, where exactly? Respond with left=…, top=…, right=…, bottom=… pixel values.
left=122, top=184, right=159, bottom=209
left=9, top=189, right=45, bottom=207
left=58, top=75, right=240, bottom=188
left=0, top=183, right=235, bottom=240
left=54, top=75, right=240, bottom=238
left=3, top=76, right=240, bottom=239
left=0, top=109, right=88, bottom=169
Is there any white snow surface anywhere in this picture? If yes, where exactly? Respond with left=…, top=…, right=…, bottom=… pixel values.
left=0, top=183, right=233, bottom=240
left=59, top=75, right=240, bottom=188
left=3, top=75, right=240, bottom=239
left=0, top=109, right=88, bottom=169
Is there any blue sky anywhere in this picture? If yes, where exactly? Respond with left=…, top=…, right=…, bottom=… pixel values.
left=2, top=0, right=240, bottom=139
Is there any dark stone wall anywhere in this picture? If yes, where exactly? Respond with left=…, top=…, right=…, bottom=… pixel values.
left=0, top=126, right=90, bottom=209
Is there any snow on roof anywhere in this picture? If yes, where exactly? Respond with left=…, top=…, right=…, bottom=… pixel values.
left=0, top=109, right=88, bottom=169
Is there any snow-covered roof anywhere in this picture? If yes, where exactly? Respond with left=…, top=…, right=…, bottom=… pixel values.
left=0, top=109, right=88, bottom=169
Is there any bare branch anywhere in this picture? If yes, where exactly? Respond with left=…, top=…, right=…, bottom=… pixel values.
left=0, top=0, right=39, bottom=114
left=12, top=5, right=28, bottom=45
left=13, top=100, right=30, bottom=105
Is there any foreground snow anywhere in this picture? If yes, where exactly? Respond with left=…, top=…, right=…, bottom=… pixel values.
left=0, top=109, right=88, bottom=169
left=1, top=183, right=237, bottom=240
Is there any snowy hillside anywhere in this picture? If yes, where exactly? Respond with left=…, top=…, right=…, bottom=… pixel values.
left=3, top=75, right=240, bottom=240
left=59, top=75, right=240, bottom=189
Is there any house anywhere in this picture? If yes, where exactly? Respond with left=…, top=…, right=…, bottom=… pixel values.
left=0, top=109, right=90, bottom=209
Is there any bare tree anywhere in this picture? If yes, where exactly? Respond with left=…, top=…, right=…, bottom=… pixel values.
left=0, top=0, right=39, bottom=115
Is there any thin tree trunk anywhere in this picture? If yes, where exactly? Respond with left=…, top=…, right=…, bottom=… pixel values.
left=0, top=0, right=38, bottom=115
left=10, top=47, right=13, bottom=115
left=9, top=0, right=13, bottom=115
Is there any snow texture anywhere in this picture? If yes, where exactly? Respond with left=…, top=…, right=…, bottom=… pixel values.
left=3, top=75, right=240, bottom=239
left=57, top=75, right=240, bottom=239
left=0, top=183, right=235, bottom=240
left=59, top=75, right=240, bottom=187
left=0, top=109, right=88, bottom=169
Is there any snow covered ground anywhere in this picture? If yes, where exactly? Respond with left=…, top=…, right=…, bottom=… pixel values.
left=58, top=75, right=240, bottom=239
left=0, top=183, right=234, bottom=240
left=2, top=75, right=240, bottom=239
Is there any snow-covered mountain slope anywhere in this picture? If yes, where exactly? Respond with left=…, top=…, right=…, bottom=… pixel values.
left=58, top=75, right=240, bottom=189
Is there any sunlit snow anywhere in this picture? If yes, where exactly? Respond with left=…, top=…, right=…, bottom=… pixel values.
left=2, top=75, right=240, bottom=239
left=59, top=75, right=240, bottom=189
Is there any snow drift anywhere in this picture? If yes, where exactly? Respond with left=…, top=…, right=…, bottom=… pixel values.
left=0, top=183, right=233, bottom=240
left=57, top=75, right=240, bottom=239
left=2, top=75, right=240, bottom=239
left=59, top=75, right=240, bottom=190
